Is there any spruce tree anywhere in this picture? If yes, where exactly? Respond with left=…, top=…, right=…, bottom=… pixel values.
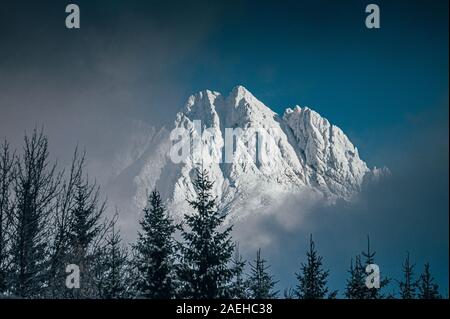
left=98, top=216, right=129, bottom=299
left=345, top=255, right=366, bottom=299
left=132, top=190, right=176, bottom=299
left=360, top=236, right=389, bottom=299
left=417, top=262, right=441, bottom=299
left=229, top=243, right=247, bottom=298
left=178, top=169, right=234, bottom=299
left=398, top=251, right=416, bottom=299
left=65, top=160, right=107, bottom=298
left=10, top=130, right=61, bottom=298
left=247, top=249, right=278, bottom=299
left=295, top=235, right=335, bottom=299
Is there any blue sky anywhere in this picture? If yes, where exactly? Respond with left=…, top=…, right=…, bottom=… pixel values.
left=178, top=0, right=449, bottom=166
left=0, top=0, right=448, bottom=296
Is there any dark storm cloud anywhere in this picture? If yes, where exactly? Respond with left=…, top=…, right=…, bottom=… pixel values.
left=0, top=0, right=223, bottom=176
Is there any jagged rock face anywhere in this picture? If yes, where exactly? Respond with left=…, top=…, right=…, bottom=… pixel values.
left=112, top=86, right=375, bottom=222
left=283, top=106, right=369, bottom=198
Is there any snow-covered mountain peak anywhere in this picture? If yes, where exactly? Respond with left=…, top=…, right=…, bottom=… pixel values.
left=226, top=85, right=275, bottom=117
left=111, top=86, right=384, bottom=223
left=283, top=104, right=369, bottom=197
left=184, top=90, right=221, bottom=113
left=228, top=85, right=259, bottom=106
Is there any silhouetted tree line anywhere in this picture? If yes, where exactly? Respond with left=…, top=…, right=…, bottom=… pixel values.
left=0, top=130, right=444, bottom=299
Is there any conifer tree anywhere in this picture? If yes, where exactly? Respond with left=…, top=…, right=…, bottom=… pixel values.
left=360, top=236, right=389, bottom=299
left=417, top=262, right=441, bottom=299
left=345, top=255, right=366, bottom=299
left=98, top=216, right=129, bottom=299
left=132, top=190, right=176, bottom=299
left=247, top=249, right=278, bottom=299
left=177, top=169, right=234, bottom=299
left=398, top=251, right=416, bottom=299
left=0, top=141, right=15, bottom=295
left=65, top=159, right=107, bottom=298
left=47, top=147, right=84, bottom=298
left=295, top=235, right=335, bottom=299
left=10, top=130, right=61, bottom=298
left=229, top=243, right=247, bottom=298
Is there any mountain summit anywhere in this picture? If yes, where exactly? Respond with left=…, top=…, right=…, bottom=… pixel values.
left=111, top=86, right=382, bottom=223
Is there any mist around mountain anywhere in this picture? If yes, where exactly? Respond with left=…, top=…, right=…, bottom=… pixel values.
left=107, top=86, right=389, bottom=240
